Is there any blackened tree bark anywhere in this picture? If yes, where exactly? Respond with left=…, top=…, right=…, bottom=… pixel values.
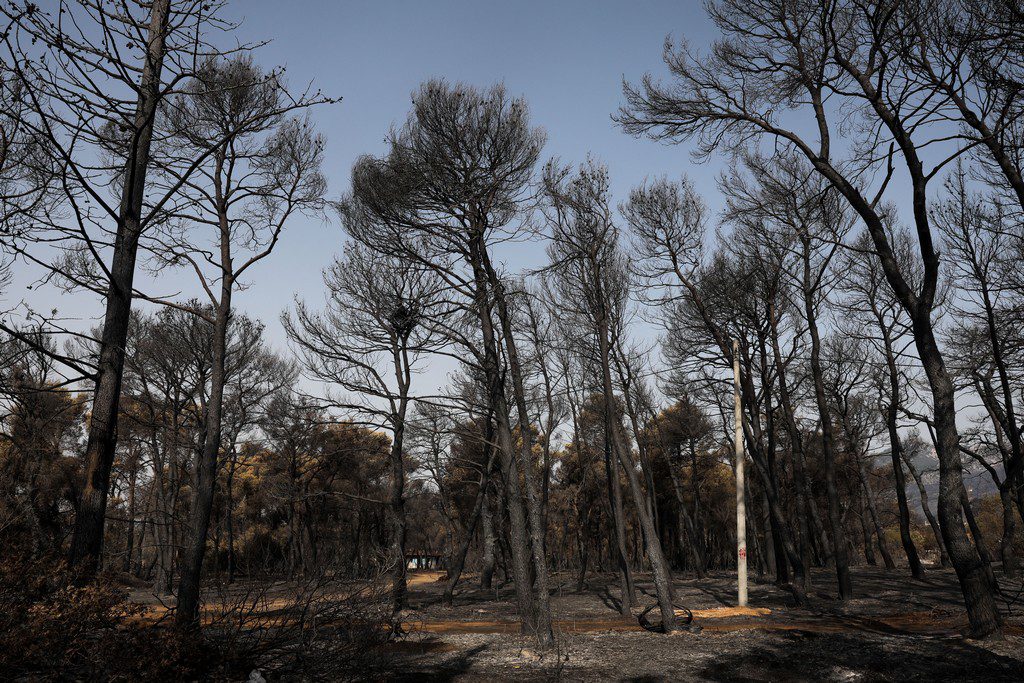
left=798, top=234, right=853, bottom=598
left=67, top=0, right=171, bottom=579
left=901, top=437, right=950, bottom=567
left=480, top=263, right=557, bottom=643
left=544, top=160, right=678, bottom=631
left=480, top=483, right=497, bottom=590
left=618, top=0, right=1000, bottom=635
left=443, top=424, right=497, bottom=606
left=604, top=416, right=637, bottom=614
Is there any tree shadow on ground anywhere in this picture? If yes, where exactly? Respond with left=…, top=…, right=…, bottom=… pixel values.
left=380, top=642, right=490, bottom=682
left=597, top=583, right=623, bottom=613
left=695, top=631, right=1022, bottom=682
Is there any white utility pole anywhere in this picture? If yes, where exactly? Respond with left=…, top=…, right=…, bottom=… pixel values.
left=733, top=339, right=748, bottom=607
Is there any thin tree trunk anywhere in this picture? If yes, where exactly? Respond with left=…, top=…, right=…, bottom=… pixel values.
left=177, top=170, right=235, bottom=627
left=999, top=486, right=1019, bottom=578
left=885, top=428, right=921, bottom=572
left=857, top=459, right=896, bottom=569
left=444, top=430, right=496, bottom=606
left=598, top=320, right=677, bottom=632
left=961, top=489, right=997, bottom=590
left=800, top=241, right=852, bottom=599
left=176, top=291, right=230, bottom=629
left=901, top=448, right=949, bottom=567
left=605, top=431, right=636, bottom=615
left=468, top=237, right=542, bottom=641
left=480, top=485, right=497, bottom=590
left=576, top=526, right=590, bottom=591
left=767, top=304, right=816, bottom=581
left=483, top=254, right=555, bottom=647
left=859, top=496, right=877, bottom=566
left=123, top=463, right=138, bottom=574
left=667, top=447, right=706, bottom=577
left=387, top=420, right=409, bottom=615
left=974, top=377, right=1021, bottom=579
left=226, top=457, right=236, bottom=583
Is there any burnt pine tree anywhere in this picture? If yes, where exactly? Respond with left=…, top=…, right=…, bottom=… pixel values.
left=0, top=0, right=278, bottom=581
left=339, top=80, right=555, bottom=647
left=543, top=158, right=679, bottom=632
left=140, top=54, right=328, bottom=629
left=617, top=0, right=1001, bottom=636
left=286, top=242, right=446, bottom=618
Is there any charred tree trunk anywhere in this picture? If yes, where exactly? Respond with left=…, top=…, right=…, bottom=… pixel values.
left=388, top=421, right=409, bottom=615
left=857, top=459, right=896, bottom=570
left=486, top=266, right=556, bottom=647
left=444, top=430, right=497, bottom=606
left=920, top=323, right=1002, bottom=636
left=901, top=448, right=949, bottom=567
left=859, top=496, right=877, bottom=566
left=226, top=457, right=236, bottom=583
left=176, top=292, right=229, bottom=629
left=468, top=237, right=545, bottom=643
left=480, top=484, right=497, bottom=590
left=880, top=329, right=924, bottom=578
left=961, top=489, right=997, bottom=591
left=800, top=240, right=852, bottom=599
left=605, top=431, right=636, bottom=615
left=123, top=463, right=138, bottom=574
left=598, top=324, right=677, bottom=631
left=767, top=305, right=816, bottom=582
left=69, top=0, right=171, bottom=580
left=998, top=486, right=1019, bottom=578
left=667, top=447, right=706, bottom=577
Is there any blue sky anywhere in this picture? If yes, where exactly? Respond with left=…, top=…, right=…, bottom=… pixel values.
left=4, top=1, right=988, bottom=479
left=220, top=0, right=724, bottom=351
left=8, top=2, right=724, bottom=381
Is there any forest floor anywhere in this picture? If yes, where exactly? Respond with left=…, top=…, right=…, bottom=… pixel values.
left=124, top=566, right=1024, bottom=680
left=365, top=566, right=1024, bottom=682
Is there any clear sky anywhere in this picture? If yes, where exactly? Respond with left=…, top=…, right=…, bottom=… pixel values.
left=4, top=1, right=984, bottom=486
left=9, top=1, right=726, bottom=377
left=221, top=0, right=724, bottom=351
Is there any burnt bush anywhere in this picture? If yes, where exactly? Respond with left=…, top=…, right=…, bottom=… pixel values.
left=0, top=552, right=232, bottom=680
left=0, top=552, right=395, bottom=681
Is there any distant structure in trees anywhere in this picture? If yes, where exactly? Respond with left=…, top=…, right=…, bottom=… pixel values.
left=405, top=549, right=445, bottom=571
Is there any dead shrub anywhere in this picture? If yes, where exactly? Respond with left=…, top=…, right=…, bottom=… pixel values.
left=196, top=563, right=396, bottom=679
left=0, top=552, right=231, bottom=680
left=0, top=553, right=394, bottom=680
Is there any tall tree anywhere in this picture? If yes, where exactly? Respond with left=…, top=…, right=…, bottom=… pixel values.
left=0, top=0, right=274, bottom=581
left=286, top=242, right=445, bottom=617
left=544, top=158, right=678, bottom=631
left=139, top=55, right=328, bottom=628
left=618, top=0, right=1001, bottom=635
left=339, top=80, right=555, bottom=646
